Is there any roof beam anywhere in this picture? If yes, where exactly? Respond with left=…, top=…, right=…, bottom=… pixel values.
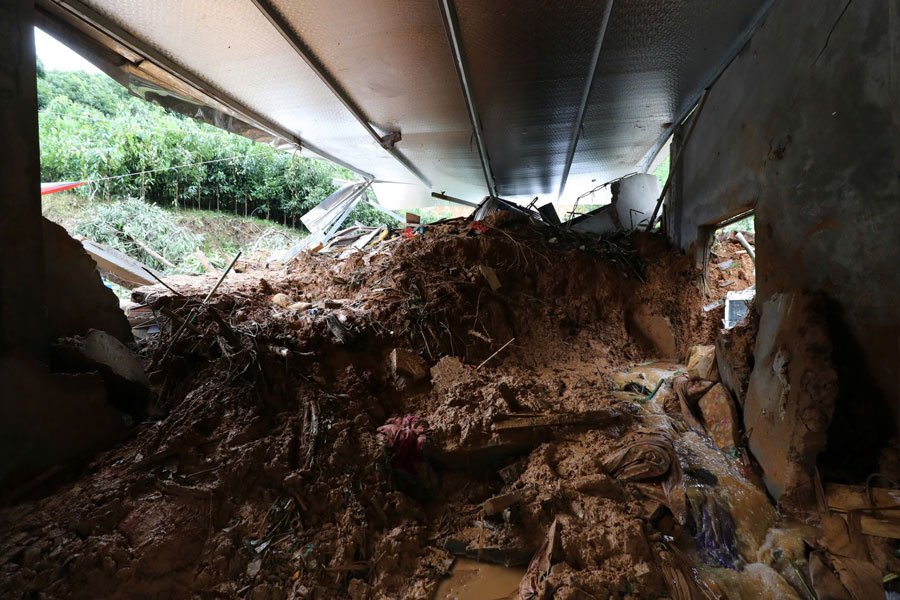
left=557, top=0, right=614, bottom=201
left=250, top=0, right=432, bottom=188
left=41, top=0, right=374, bottom=179
left=635, top=0, right=779, bottom=174
left=437, top=0, right=497, bottom=198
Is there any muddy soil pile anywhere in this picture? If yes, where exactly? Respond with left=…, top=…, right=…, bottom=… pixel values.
left=705, top=232, right=755, bottom=299
left=1, top=214, right=722, bottom=599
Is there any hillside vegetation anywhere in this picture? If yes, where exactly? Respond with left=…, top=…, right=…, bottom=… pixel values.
left=37, top=59, right=395, bottom=230
left=43, top=192, right=305, bottom=278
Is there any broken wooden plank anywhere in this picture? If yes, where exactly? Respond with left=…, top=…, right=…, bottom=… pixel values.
left=826, top=483, right=900, bottom=539
left=352, top=228, right=381, bottom=249
left=481, top=489, right=533, bottom=515
left=826, top=483, right=900, bottom=513
left=478, top=265, right=502, bottom=291
left=852, top=515, right=900, bottom=539
left=492, top=409, right=624, bottom=431
left=80, top=238, right=161, bottom=289
left=389, top=348, right=430, bottom=382
left=193, top=249, right=219, bottom=275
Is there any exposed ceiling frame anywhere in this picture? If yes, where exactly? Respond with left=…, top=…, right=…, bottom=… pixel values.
left=635, top=0, right=779, bottom=174
left=40, top=0, right=375, bottom=180
left=250, top=0, right=432, bottom=188
left=437, top=0, right=497, bottom=199
left=557, top=0, right=614, bottom=202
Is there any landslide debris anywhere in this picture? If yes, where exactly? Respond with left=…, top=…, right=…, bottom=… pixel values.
left=1, top=213, right=730, bottom=599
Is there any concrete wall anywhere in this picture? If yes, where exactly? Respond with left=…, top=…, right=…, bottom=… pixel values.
left=671, top=0, right=900, bottom=410
left=0, top=1, right=46, bottom=357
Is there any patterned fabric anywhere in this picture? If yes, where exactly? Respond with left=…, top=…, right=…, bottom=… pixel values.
left=600, top=431, right=674, bottom=481
left=377, top=416, right=430, bottom=474
left=601, top=430, right=687, bottom=523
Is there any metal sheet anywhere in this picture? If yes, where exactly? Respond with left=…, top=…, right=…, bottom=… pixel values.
left=79, top=0, right=417, bottom=185
left=263, top=0, right=488, bottom=201
left=453, top=0, right=614, bottom=198
left=52, top=0, right=773, bottom=206
left=568, top=0, right=773, bottom=194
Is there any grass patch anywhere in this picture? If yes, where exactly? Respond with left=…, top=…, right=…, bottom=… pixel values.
left=43, top=194, right=307, bottom=277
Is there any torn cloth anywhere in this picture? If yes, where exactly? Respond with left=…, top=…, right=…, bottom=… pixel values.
left=600, top=431, right=674, bottom=481
left=601, top=430, right=687, bottom=523
left=689, top=491, right=740, bottom=569
left=377, top=416, right=430, bottom=474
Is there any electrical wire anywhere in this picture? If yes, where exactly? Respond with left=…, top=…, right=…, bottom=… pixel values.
left=83, top=151, right=272, bottom=184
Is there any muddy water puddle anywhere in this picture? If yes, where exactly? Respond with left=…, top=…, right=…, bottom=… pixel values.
left=433, top=558, right=526, bottom=600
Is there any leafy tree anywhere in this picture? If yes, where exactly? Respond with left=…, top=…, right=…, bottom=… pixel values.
left=33, top=66, right=406, bottom=230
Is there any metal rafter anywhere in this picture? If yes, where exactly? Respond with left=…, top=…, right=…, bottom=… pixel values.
left=437, top=0, right=497, bottom=198
left=250, top=0, right=432, bottom=188
left=557, top=0, right=614, bottom=202
left=43, top=0, right=374, bottom=179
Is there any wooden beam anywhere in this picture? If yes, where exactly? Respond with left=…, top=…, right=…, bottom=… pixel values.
left=826, top=483, right=900, bottom=539
left=80, top=239, right=161, bottom=289
left=492, top=409, right=625, bottom=431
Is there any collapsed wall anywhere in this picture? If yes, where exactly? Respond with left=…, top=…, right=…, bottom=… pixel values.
left=667, top=0, right=899, bottom=520
left=0, top=218, right=145, bottom=488
left=670, top=0, right=899, bottom=413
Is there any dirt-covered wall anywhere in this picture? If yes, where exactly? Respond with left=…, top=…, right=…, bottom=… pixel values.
left=669, top=0, right=900, bottom=412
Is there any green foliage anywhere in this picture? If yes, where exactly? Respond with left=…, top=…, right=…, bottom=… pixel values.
left=653, top=155, right=670, bottom=188
left=74, top=197, right=202, bottom=272
left=720, top=215, right=755, bottom=232
left=346, top=195, right=399, bottom=229
left=37, top=67, right=353, bottom=232
left=69, top=198, right=307, bottom=276
left=38, top=69, right=127, bottom=114
left=404, top=206, right=464, bottom=224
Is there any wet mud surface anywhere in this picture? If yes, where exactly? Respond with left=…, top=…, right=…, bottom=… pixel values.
left=0, top=216, right=867, bottom=599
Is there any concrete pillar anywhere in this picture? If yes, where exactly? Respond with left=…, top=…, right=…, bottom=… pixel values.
left=0, top=1, right=46, bottom=357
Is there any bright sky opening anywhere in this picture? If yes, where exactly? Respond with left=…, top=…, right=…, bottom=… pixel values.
left=34, top=27, right=101, bottom=73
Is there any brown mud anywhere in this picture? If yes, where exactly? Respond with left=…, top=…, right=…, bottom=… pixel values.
left=0, top=215, right=797, bottom=599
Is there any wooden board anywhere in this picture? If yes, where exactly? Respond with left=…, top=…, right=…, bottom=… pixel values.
left=825, top=483, right=900, bottom=512
left=80, top=238, right=161, bottom=289
left=826, top=483, right=900, bottom=539
left=492, top=409, right=623, bottom=431
left=478, top=265, right=502, bottom=291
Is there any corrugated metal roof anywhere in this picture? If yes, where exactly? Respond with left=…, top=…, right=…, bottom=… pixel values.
left=36, top=0, right=774, bottom=206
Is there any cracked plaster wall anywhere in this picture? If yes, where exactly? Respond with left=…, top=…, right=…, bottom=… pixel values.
left=670, top=0, right=900, bottom=413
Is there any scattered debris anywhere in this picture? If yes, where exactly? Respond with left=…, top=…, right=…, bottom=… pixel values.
left=50, top=328, right=151, bottom=418
left=389, top=348, right=430, bottom=388
left=80, top=237, right=161, bottom=289
left=736, top=231, right=756, bottom=263
left=476, top=337, right=515, bottom=370
left=492, top=408, right=627, bottom=431
left=518, top=518, right=559, bottom=600
left=478, top=264, right=502, bottom=291
left=5, top=210, right=881, bottom=600
left=697, top=383, right=740, bottom=452
left=724, top=288, right=756, bottom=329
left=482, top=488, right=534, bottom=516
left=686, top=344, right=719, bottom=381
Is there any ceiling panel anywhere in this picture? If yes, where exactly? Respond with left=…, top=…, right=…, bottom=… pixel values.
left=569, top=0, right=771, bottom=193
left=81, top=0, right=418, bottom=186
left=453, top=0, right=613, bottom=198
left=63, top=0, right=773, bottom=206
left=264, top=0, right=487, bottom=200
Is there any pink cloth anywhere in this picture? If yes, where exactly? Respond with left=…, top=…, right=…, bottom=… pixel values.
left=377, top=416, right=429, bottom=474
